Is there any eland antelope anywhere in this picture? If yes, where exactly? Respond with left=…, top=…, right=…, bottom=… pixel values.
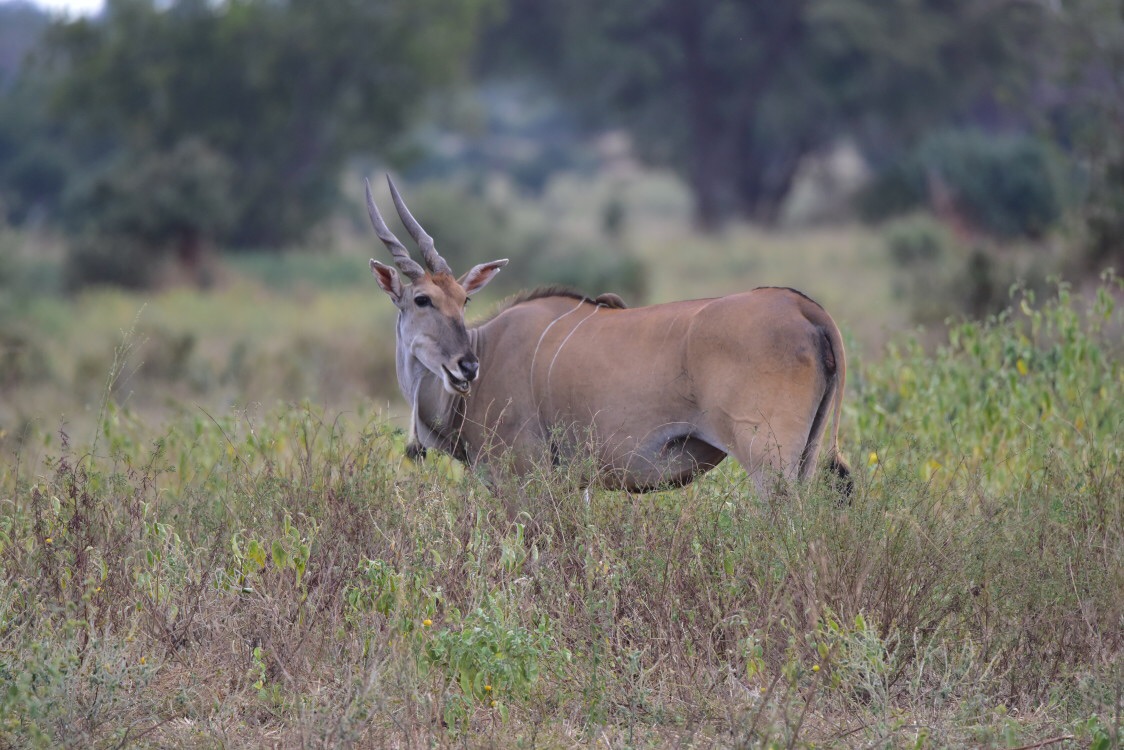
left=366, top=176, right=851, bottom=496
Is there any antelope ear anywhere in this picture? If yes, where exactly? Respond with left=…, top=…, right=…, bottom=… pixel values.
left=459, top=259, right=509, bottom=295
left=370, top=259, right=403, bottom=302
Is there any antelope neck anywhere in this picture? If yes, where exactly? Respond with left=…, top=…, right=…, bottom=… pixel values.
left=398, top=320, right=472, bottom=461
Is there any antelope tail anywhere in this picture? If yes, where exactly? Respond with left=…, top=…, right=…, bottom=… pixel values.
left=822, top=325, right=853, bottom=498
left=801, top=324, right=853, bottom=498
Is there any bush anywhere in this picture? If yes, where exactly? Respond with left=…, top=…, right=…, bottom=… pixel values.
left=388, top=179, right=648, bottom=300
left=0, top=327, right=51, bottom=391
left=0, top=225, right=63, bottom=319
left=881, top=214, right=963, bottom=322
left=881, top=214, right=1055, bottom=323
left=397, top=181, right=523, bottom=284
left=860, top=130, right=1069, bottom=238
left=66, top=233, right=159, bottom=290
left=883, top=213, right=952, bottom=269
left=527, top=242, right=647, bottom=301
left=1084, top=151, right=1124, bottom=272
left=65, top=139, right=235, bottom=289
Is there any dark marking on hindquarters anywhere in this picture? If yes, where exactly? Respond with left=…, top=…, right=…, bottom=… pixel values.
left=753, top=285, right=827, bottom=312
left=818, top=325, right=837, bottom=374
left=795, top=327, right=838, bottom=482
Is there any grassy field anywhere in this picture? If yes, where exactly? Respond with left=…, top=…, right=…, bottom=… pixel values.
left=0, top=174, right=904, bottom=451
left=1, top=187, right=1122, bottom=747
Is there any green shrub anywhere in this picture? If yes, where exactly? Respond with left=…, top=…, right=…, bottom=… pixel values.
left=855, top=160, right=928, bottom=224
left=65, top=139, right=235, bottom=289
left=923, top=131, right=1067, bottom=237
left=396, top=181, right=526, bottom=289
left=421, top=597, right=560, bottom=729
left=134, top=324, right=197, bottom=382
left=881, top=214, right=964, bottom=322
left=1084, top=151, right=1124, bottom=272
left=0, top=225, right=63, bottom=319
left=391, top=179, right=648, bottom=300
left=881, top=214, right=1055, bottom=323
left=883, top=213, right=952, bottom=269
left=0, top=327, right=51, bottom=391
left=861, top=130, right=1070, bottom=238
left=224, top=251, right=367, bottom=290
left=528, top=242, right=648, bottom=301
left=66, top=232, right=159, bottom=290
left=851, top=274, right=1123, bottom=487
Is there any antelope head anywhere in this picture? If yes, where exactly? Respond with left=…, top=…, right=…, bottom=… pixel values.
left=367, top=176, right=507, bottom=396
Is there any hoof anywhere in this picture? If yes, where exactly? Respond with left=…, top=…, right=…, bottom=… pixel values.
left=406, top=442, right=427, bottom=461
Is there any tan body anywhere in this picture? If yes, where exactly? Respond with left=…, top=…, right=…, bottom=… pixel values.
left=364, top=176, right=850, bottom=495
left=414, top=287, right=848, bottom=494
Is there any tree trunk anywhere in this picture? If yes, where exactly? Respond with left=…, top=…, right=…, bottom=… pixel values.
left=679, top=1, right=729, bottom=231
left=728, top=2, right=810, bottom=225
left=689, top=125, right=727, bottom=231
left=735, top=138, right=809, bottom=225
left=176, top=229, right=209, bottom=287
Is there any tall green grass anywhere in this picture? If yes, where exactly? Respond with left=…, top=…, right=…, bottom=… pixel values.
left=0, top=278, right=1121, bottom=747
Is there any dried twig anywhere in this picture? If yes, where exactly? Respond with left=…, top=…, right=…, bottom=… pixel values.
left=1007, top=735, right=1075, bottom=750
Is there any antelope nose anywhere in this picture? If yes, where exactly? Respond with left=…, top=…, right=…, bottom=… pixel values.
left=459, top=356, right=479, bottom=382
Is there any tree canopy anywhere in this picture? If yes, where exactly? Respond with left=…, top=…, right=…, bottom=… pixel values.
left=0, top=0, right=1121, bottom=284
left=6, top=0, right=495, bottom=252
left=482, top=0, right=1048, bottom=227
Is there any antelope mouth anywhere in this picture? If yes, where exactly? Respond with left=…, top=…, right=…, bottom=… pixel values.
left=442, top=365, right=471, bottom=395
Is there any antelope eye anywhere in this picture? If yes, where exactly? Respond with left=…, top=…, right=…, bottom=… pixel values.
left=414, top=295, right=431, bottom=308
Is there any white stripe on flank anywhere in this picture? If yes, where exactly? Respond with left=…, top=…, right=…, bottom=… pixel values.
left=529, top=298, right=586, bottom=406
left=545, top=306, right=602, bottom=411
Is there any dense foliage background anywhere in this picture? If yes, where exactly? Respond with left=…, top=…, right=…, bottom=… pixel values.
left=0, top=0, right=1122, bottom=282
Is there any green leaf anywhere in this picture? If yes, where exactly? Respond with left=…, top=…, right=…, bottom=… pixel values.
left=271, top=540, right=289, bottom=570
left=247, top=539, right=266, bottom=569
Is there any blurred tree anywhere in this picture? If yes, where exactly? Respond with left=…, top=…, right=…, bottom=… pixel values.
left=1052, top=0, right=1124, bottom=270
left=482, top=0, right=1046, bottom=228
left=0, top=79, right=70, bottom=226
left=66, top=138, right=235, bottom=287
left=39, top=0, right=495, bottom=253
left=857, top=130, right=1068, bottom=239
left=0, top=2, right=67, bottom=225
left=0, top=2, right=49, bottom=84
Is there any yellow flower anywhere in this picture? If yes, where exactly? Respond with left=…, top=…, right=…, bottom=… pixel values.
left=44, top=537, right=53, bottom=545
left=422, top=619, right=432, bottom=628
left=140, top=656, right=147, bottom=665
left=94, top=587, right=102, bottom=594
left=812, top=664, right=820, bottom=672
left=867, top=452, right=879, bottom=467
left=1016, top=358, right=1028, bottom=376
left=490, top=700, right=497, bottom=708
left=484, top=684, right=492, bottom=692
